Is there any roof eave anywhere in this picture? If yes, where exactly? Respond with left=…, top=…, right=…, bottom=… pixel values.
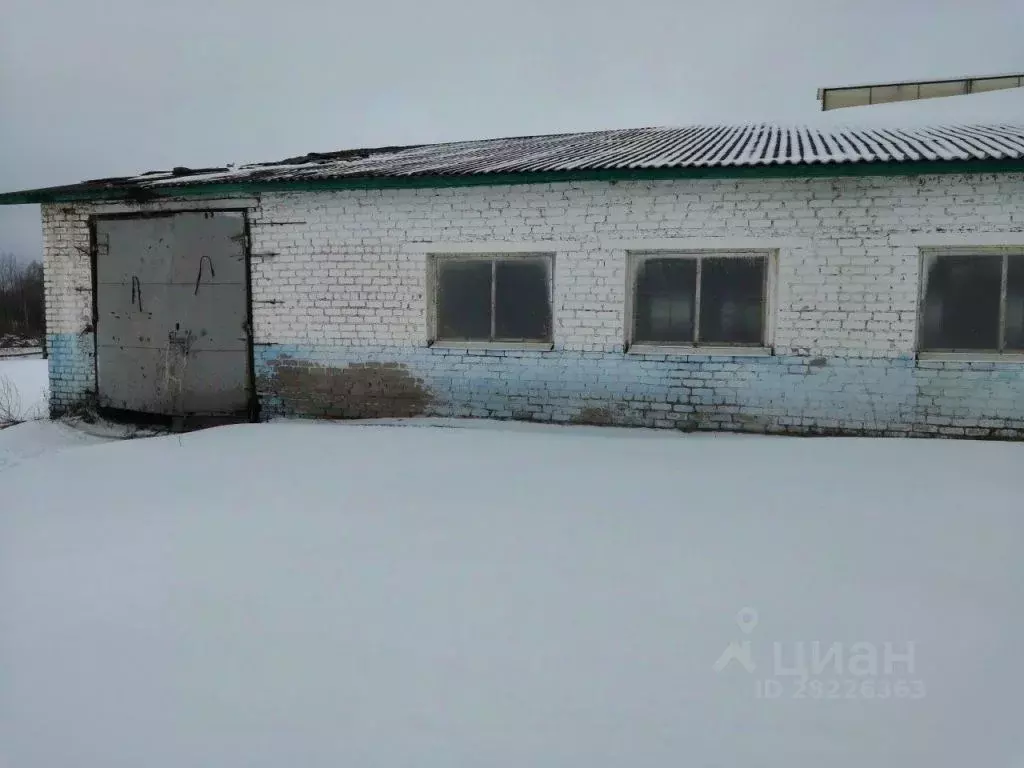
left=3, top=158, right=1023, bottom=205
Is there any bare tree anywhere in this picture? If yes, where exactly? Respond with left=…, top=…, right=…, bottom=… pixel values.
left=0, top=253, right=45, bottom=346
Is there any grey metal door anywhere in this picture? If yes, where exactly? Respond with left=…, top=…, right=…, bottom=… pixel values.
left=95, top=212, right=250, bottom=416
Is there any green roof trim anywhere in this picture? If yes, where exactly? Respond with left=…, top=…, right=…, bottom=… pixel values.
left=2, top=159, right=1024, bottom=205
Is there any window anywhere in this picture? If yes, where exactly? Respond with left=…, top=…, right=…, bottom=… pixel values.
left=631, top=252, right=769, bottom=347
left=920, top=250, right=1024, bottom=353
left=432, top=254, right=553, bottom=343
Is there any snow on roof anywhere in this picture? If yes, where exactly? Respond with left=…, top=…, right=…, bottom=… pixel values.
left=146, top=124, right=1024, bottom=179
left=3, top=123, right=1024, bottom=203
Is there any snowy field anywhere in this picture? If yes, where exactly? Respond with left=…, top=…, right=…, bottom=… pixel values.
left=1, top=418, right=1023, bottom=767
left=0, top=356, right=47, bottom=424
left=0, top=346, right=42, bottom=358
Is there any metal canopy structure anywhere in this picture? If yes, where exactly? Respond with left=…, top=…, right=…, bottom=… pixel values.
left=819, top=73, right=1024, bottom=111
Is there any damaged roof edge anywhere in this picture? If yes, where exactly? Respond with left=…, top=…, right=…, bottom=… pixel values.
left=3, top=159, right=1024, bottom=205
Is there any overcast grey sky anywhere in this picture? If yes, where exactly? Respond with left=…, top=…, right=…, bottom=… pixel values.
left=2, top=0, right=1022, bottom=260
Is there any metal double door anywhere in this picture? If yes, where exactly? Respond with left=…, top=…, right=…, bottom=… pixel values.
left=94, top=212, right=250, bottom=416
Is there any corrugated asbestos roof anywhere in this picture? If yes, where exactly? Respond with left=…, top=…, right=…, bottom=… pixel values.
left=4, top=123, right=1024, bottom=204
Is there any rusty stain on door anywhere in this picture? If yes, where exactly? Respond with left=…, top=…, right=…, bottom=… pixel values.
left=94, top=212, right=250, bottom=416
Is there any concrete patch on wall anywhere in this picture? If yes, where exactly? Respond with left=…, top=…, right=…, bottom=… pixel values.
left=259, top=354, right=432, bottom=419
left=571, top=404, right=639, bottom=428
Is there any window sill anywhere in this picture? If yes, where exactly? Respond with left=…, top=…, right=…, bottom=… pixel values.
left=917, top=351, right=1024, bottom=363
left=429, top=340, right=555, bottom=351
left=627, top=344, right=772, bottom=357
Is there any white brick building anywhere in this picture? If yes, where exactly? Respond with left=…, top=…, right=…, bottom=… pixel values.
left=4, top=124, right=1024, bottom=436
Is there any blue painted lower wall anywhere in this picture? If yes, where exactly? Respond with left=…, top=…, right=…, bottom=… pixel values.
left=46, top=333, right=96, bottom=415
left=43, top=333, right=1024, bottom=436
left=253, top=344, right=1024, bottom=438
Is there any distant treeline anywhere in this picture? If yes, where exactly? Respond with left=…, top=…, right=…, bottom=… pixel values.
left=0, top=254, right=44, bottom=341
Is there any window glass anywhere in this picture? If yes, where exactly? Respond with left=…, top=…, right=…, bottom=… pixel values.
left=634, top=258, right=697, bottom=343
left=436, top=260, right=491, bottom=340
left=495, top=259, right=550, bottom=341
left=921, top=254, right=1002, bottom=350
left=1005, top=257, right=1024, bottom=351
left=700, top=257, right=765, bottom=344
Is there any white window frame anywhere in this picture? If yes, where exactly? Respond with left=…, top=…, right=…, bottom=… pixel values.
left=427, top=252, right=555, bottom=350
left=917, top=247, right=1024, bottom=361
left=626, top=250, right=776, bottom=356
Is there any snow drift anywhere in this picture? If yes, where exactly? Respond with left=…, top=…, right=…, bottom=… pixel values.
left=1, top=420, right=1022, bottom=767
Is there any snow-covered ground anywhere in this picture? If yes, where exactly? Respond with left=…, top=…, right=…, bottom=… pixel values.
left=1, top=419, right=1023, bottom=767
left=0, top=419, right=111, bottom=472
left=0, top=347, right=42, bottom=358
left=0, top=356, right=47, bottom=424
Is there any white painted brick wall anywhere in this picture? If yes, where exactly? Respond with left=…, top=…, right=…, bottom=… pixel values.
left=42, top=205, right=92, bottom=335
left=42, top=173, right=1024, bottom=358
left=245, top=173, right=1024, bottom=357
